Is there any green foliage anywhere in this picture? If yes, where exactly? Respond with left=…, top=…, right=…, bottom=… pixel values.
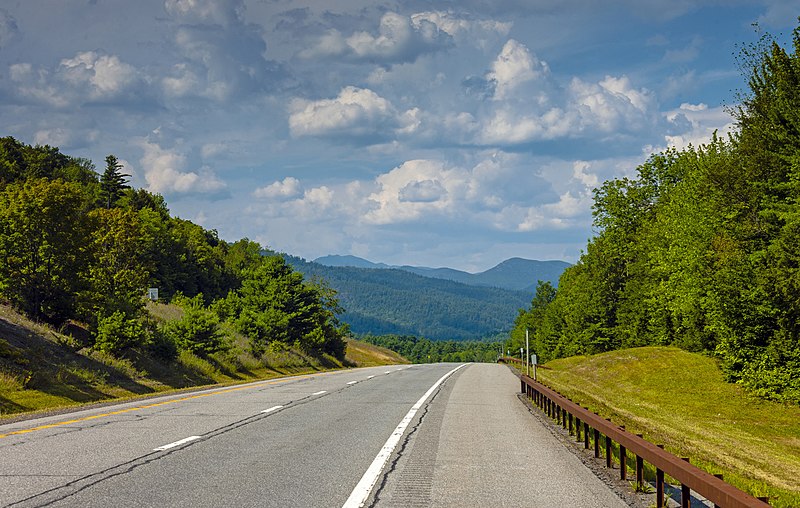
left=162, top=294, right=227, bottom=356
left=516, top=22, right=800, bottom=403
left=231, top=256, right=348, bottom=358
left=80, top=207, right=151, bottom=323
left=361, top=334, right=503, bottom=363
left=0, top=178, right=92, bottom=322
left=0, top=136, right=99, bottom=189
left=0, top=137, right=345, bottom=370
left=99, top=155, right=131, bottom=209
left=93, top=311, right=152, bottom=356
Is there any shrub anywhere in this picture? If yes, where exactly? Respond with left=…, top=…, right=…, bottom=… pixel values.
left=94, top=311, right=151, bottom=356
left=163, top=295, right=227, bottom=357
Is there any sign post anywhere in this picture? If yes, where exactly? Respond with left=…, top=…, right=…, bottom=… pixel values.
left=525, top=329, right=530, bottom=377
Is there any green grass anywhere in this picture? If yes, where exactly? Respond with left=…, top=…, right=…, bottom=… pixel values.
left=529, top=347, right=800, bottom=507
left=343, top=340, right=410, bottom=367
left=0, top=303, right=408, bottom=420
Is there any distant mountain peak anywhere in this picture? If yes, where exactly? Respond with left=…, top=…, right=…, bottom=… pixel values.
left=312, top=255, right=570, bottom=292
left=313, top=255, right=389, bottom=269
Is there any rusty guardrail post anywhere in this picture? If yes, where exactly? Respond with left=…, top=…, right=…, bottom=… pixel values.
left=656, top=444, right=666, bottom=508
left=620, top=443, right=627, bottom=480
left=593, top=428, right=600, bottom=458
left=583, top=421, right=589, bottom=449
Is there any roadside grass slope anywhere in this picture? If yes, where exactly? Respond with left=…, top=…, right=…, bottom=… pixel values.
left=343, top=339, right=410, bottom=367
left=0, top=303, right=406, bottom=420
left=536, top=346, right=800, bottom=507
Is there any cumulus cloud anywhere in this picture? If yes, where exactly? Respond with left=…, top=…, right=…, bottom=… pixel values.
left=569, top=75, right=655, bottom=133
left=253, top=177, right=302, bottom=200
left=8, top=51, right=146, bottom=107
left=33, top=128, right=69, bottom=147
left=267, top=153, right=578, bottom=233
left=162, top=0, right=285, bottom=101
left=289, top=86, right=417, bottom=141
left=488, top=39, right=550, bottom=100
left=138, top=140, right=226, bottom=195
left=399, top=179, right=447, bottom=203
left=300, top=12, right=452, bottom=64
left=661, top=103, right=736, bottom=150
left=410, top=11, right=511, bottom=43
left=59, top=51, right=139, bottom=100
left=456, top=41, right=658, bottom=146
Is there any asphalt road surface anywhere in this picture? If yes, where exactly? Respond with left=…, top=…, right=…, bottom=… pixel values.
left=0, top=363, right=628, bottom=507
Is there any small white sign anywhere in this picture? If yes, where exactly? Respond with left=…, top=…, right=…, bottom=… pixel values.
left=147, top=288, right=158, bottom=301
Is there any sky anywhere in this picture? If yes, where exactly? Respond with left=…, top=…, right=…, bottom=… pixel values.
left=1, top=1, right=798, bottom=272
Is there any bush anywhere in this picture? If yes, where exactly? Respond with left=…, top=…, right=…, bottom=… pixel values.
left=93, top=311, right=151, bottom=356
left=148, top=327, right=179, bottom=361
left=163, top=295, right=227, bottom=357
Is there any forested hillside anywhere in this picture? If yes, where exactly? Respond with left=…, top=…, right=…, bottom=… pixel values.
left=510, top=26, right=800, bottom=404
left=314, top=255, right=569, bottom=292
left=286, top=256, right=531, bottom=340
left=0, top=138, right=348, bottom=373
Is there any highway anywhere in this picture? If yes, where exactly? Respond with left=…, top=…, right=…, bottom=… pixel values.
left=0, top=363, right=628, bottom=507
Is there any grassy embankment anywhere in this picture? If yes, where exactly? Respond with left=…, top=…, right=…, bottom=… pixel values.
left=520, top=347, right=799, bottom=507
left=0, top=302, right=408, bottom=420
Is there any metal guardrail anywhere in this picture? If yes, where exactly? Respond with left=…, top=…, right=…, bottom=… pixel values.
left=509, top=368, right=770, bottom=508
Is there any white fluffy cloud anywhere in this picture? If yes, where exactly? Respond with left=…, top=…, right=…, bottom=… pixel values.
left=289, top=86, right=417, bottom=140
left=138, top=140, right=226, bottom=195
left=8, top=51, right=143, bottom=107
left=253, top=177, right=302, bottom=200
left=301, top=12, right=452, bottom=64
left=410, top=11, right=511, bottom=44
left=488, top=39, right=550, bottom=100
left=255, top=152, right=595, bottom=237
left=661, top=103, right=736, bottom=150
left=569, top=75, right=655, bottom=133
left=59, top=51, right=139, bottom=100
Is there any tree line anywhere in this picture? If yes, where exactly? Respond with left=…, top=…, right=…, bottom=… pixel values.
left=0, top=137, right=347, bottom=361
left=509, top=25, right=800, bottom=404
left=361, top=334, right=502, bottom=363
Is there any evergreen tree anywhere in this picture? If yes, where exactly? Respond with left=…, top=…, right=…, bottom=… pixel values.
left=99, top=155, right=130, bottom=209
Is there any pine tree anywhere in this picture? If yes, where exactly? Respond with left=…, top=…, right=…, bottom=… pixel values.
left=100, top=155, right=130, bottom=209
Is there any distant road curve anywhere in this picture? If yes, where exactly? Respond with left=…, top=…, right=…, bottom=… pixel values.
left=0, top=363, right=628, bottom=507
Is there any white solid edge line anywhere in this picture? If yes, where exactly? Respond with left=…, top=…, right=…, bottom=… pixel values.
left=153, top=435, right=202, bottom=451
left=261, top=405, right=284, bottom=414
left=341, top=364, right=466, bottom=508
left=312, top=390, right=327, bottom=395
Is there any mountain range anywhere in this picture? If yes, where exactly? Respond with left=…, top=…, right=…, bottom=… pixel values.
left=285, top=255, right=570, bottom=341
left=313, top=255, right=570, bottom=293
